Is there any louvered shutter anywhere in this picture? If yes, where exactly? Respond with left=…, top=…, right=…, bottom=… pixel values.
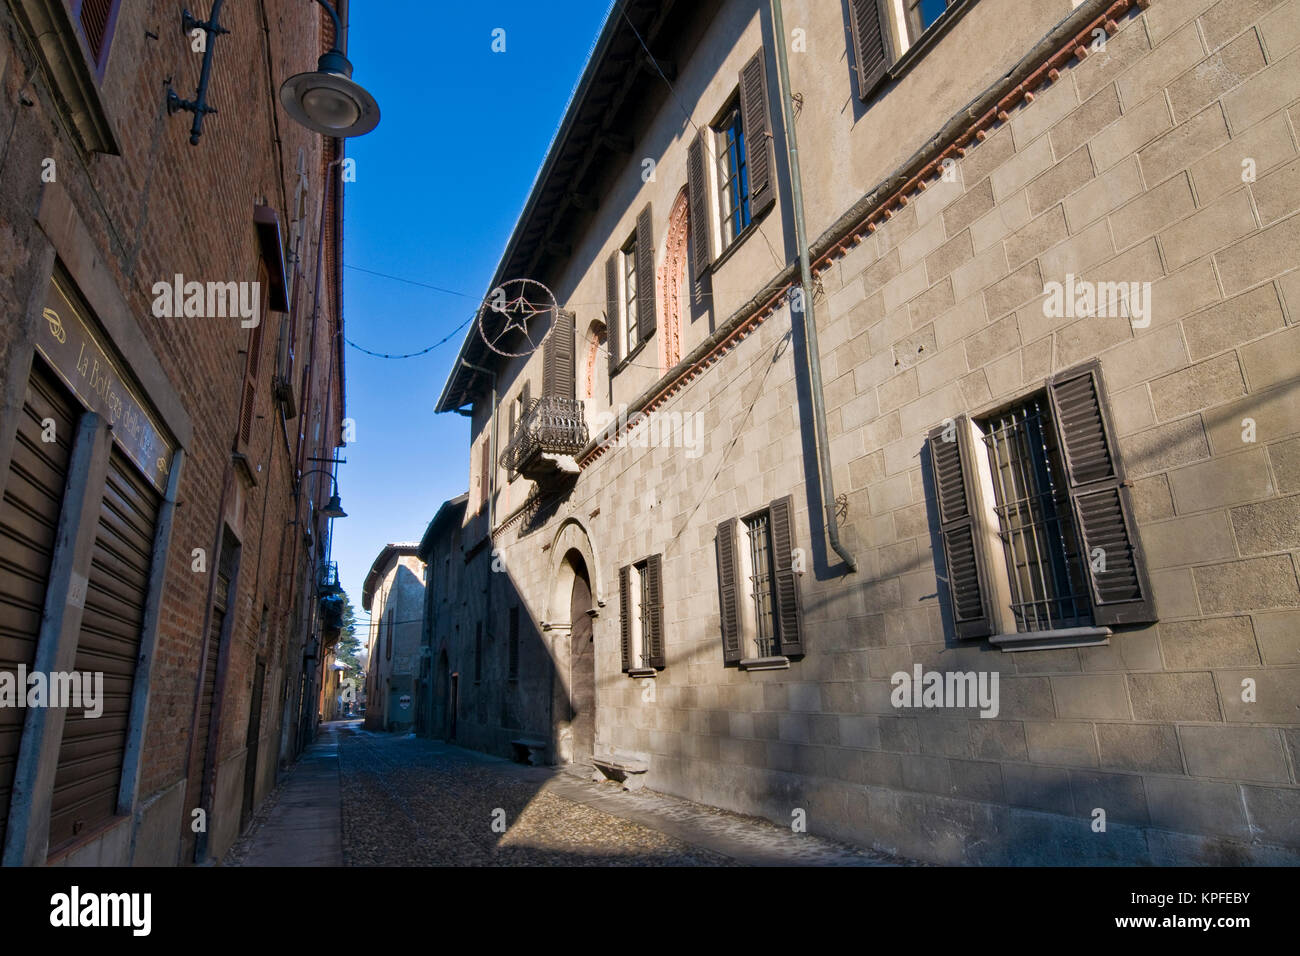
left=479, top=439, right=490, bottom=513
left=739, top=50, right=776, bottom=218
left=635, top=206, right=656, bottom=345
left=542, top=310, right=575, bottom=398
left=1047, top=363, right=1156, bottom=626
left=49, top=446, right=161, bottom=852
left=715, top=519, right=742, bottom=664
left=687, top=133, right=711, bottom=282
left=768, top=496, right=804, bottom=657
left=848, top=0, right=893, bottom=100
left=645, top=553, right=665, bottom=668
left=605, top=253, right=621, bottom=372
left=927, top=418, right=994, bottom=639
left=0, top=362, right=77, bottom=854
left=76, top=0, right=118, bottom=65
left=618, top=565, right=631, bottom=672
left=235, top=263, right=270, bottom=456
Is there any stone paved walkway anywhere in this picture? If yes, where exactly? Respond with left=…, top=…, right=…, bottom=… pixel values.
left=227, top=721, right=914, bottom=866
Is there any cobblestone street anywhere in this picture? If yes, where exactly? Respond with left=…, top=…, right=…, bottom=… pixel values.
left=226, top=722, right=912, bottom=866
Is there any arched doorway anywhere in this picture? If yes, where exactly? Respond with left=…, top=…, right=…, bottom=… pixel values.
left=568, top=555, right=595, bottom=769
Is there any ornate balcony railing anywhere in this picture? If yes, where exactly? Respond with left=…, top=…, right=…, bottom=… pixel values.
left=499, top=396, right=588, bottom=482
left=318, top=560, right=342, bottom=596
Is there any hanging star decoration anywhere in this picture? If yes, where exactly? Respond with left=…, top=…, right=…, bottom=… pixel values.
left=476, top=278, right=558, bottom=358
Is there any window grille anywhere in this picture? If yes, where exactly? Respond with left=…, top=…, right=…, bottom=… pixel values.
left=745, top=513, right=777, bottom=656
left=982, top=399, right=1092, bottom=632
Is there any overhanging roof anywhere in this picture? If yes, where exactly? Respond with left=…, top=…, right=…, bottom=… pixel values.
left=417, top=493, right=469, bottom=560
left=361, top=542, right=422, bottom=611
left=435, top=0, right=700, bottom=413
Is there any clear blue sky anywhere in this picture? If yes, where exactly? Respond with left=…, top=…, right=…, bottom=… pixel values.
left=330, top=0, right=613, bottom=628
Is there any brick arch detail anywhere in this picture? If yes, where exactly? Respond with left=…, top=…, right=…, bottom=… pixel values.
left=657, top=186, right=689, bottom=373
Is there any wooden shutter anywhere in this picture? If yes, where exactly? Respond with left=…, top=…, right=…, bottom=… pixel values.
left=542, top=310, right=575, bottom=399
left=849, top=0, right=893, bottom=100
left=1047, top=362, right=1156, bottom=626
left=739, top=50, right=776, bottom=217
left=618, top=565, right=631, bottom=673
left=49, top=446, right=161, bottom=852
left=605, top=253, right=621, bottom=372
left=235, top=263, right=270, bottom=456
left=479, top=439, right=490, bottom=513
left=0, top=362, right=77, bottom=854
left=687, top=132, right=711, bottom=281
left=715, top=519, right=742, bottom=664
left=76, top=0, right=118, bottom=64
left=768, top=496, right=804, bottom=657
left=635, top=206, right=656, bottom=344
left=927, top=417, right=994, bottom=639
left=644, top=556, right=665, bottom=671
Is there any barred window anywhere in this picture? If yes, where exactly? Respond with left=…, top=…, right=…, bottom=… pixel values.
left=744, top=512, right=778, bottom=657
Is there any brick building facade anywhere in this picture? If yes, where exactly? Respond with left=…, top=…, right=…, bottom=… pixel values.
left=429, top=0, right=1300, bottom=864
left=0, top=0, right=350, bottom=864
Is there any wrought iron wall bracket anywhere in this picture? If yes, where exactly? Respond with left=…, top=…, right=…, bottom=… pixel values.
left=165, top=1, right=227, bottom=145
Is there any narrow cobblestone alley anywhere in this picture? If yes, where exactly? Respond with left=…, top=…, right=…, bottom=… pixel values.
left=225, top=722, right=912, bottom=867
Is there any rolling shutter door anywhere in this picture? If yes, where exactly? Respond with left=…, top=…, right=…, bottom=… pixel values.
left=48, top=444, right=159, bottom=851
left=0, top=362, right=78, bottom=853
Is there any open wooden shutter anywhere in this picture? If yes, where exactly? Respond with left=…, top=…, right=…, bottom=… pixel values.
left=715, top=519, right=742, bottom=664
left=1047, top=362, right=1156, bottom=626
left=0, top=361, right=78, bottom=854
left=645, top=553, right=665, bottom=668
left=768, top=496, right=804, bottom=657
left=49, top=445, right=161, bottom=853
left=635, top=206, right=656, bottom=345
left=687, top=132, right=711, bottom=282
left=542, top=310, right=575, bottom=398
left=478, top=439, right=490, bottom=513
left=928, top=417, right=994, bottom=639
left=739, top=49, right=775, bottom=218
left=618, top=565, right=631, bottom=672
left=849, top=0, right=893, bottom=100
left=605, top=253, right=621, bottom=372
left=235, top=263, right=270, bottom=456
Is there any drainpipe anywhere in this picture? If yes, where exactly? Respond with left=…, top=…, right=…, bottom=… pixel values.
left=770, top=0, right=857, bottom=573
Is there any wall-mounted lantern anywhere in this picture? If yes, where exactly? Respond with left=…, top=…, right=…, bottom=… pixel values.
left=280, top=0, right=380, bottom=137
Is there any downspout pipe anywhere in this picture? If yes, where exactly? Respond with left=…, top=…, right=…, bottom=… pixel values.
left=770, top=0, right=857, bottom=574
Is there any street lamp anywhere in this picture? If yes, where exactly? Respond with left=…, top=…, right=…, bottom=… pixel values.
left=280, top=0, right=381, bottom=138
left=297, top=468, right=348, bottom=519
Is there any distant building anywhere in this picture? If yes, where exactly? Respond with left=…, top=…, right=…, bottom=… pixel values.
left=428, top=0, right=1300, bottom=864
left=362, top=545, right=425, bottom=732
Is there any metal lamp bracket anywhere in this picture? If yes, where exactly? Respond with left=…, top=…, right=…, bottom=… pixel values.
left=165, top=2, right=229, bottom=145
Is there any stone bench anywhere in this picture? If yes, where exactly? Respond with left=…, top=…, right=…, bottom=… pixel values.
left=510, top=738, right=548, bottom=766
left=592, top=752, right=650, bottom=790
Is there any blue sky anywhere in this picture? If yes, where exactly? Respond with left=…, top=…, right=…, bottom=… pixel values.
left=330, top=0, right=613, bottom=628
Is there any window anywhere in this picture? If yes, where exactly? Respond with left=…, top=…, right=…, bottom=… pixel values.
left=926, top=361, right=1156, bottom=647
left=715, top=496, right=803, bottom=667
left=605, top=207, right=655, bottom=372
left=905, top=0, right=955, bottom=43
left=716, top=103, right=751, bottom=249
left=70, top=0, right=122, bottom=77
left=619, top=555, right=664, bottom=673
left=687, top=49, right=775, bottom=279
left=623, top=236, right=639, bottom=355
left=507, top=607, right=519, bottom=681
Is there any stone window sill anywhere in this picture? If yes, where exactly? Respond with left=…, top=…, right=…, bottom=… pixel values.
left=990, top=626, right=1112, bottom=652
left=627, top=667, right=656, bottom=678
left=739, top=655, right=789, bottom=671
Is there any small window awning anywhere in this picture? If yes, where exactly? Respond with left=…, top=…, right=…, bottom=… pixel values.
left=253, top=204, right=290, bottom=311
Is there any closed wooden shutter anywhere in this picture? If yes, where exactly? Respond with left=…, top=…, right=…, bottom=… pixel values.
left=644, top=553, right=665, bottom=668
left=618, top=565, right=631, bottom=673
left=187, top=533, right=236, bottom=843
left=738, top=50, right=775, bottom=217
left=635, top=206, right=656, bottom=344
left=1047, top=363, right=1156, bottom=626
left=479, top=439, right=490, bottom=513
left=927, top=418, right=994, bottom=639
left=768, top=496, right=804, bottom=657
left=76, top=0, right=118, bottom=64
left=605, top=253, right=621, bottom=372
left=687, top=133, right=711, bottom=282
left=542, top=310, right=575, bottom=399
left=849, top=0, right=893, bottom=100
left=0, top=362, right=78, bottom=854
left=715, top=519, right=742, bottom=664
left=48, top=445, right=160, bottom=851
